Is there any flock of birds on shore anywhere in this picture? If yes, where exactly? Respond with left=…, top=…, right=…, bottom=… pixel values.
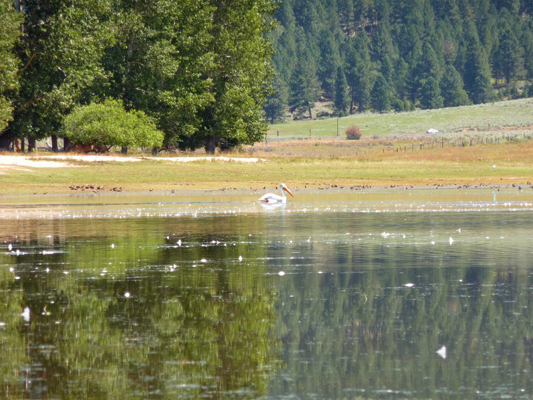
left=57, top=182, right=533, bottom=198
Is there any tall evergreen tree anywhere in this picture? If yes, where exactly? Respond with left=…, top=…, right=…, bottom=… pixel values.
left=351, top=31, right=372, bottom=112
left=522, top=30, right=533, bottom=79
left=371, top=73, right=391, bottom=113
left=472, top=72, right=495, bottom=104
left=353, top=53, right=373, bottom=112
left=419, top=42, right=442, bottom=82
left=271, top=0, right=298, bottom=84
left=289, top=48, right=321, bottom=119
left=264, top=75, right=288, bottom=123
left=494, top=25, right=524, bottom=84
left=420, top=76, right=443, bottom=109
left=393, top=57, right=409, bottom=100
left=461, top=17, right=494, bottom=102
left=318, top=28, right=340, bottom=99
left=440, top=65, right=470, bottom=107
left=371, top=20, right=396, bottom=65
left=338, top=0, right=354, bottom=34
left=334, top=66, right=350, bottom=113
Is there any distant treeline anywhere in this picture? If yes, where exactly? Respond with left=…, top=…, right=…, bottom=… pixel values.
left=265, top=0, right=533, bottom=122
left=0, top=0, right=278, bottom=153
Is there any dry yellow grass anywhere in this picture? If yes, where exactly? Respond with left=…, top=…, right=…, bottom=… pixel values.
left=1, top=137, right=532, bottom=195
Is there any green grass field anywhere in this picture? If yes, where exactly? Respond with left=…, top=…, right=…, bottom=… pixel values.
left=1, top=99, right=533, bottom=195
left=268, top=98, right=533, bottom=139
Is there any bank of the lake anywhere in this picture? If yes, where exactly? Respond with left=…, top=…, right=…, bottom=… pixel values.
left=1, top=138, right=533, bottom=195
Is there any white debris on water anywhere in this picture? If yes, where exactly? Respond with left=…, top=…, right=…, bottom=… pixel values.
left=21, top=307, right=30, bottom=322
left=436, top=346, right=447, bottom=359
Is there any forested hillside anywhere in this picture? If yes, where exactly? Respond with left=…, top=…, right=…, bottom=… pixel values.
left=265, top=0, right=533, bottom=122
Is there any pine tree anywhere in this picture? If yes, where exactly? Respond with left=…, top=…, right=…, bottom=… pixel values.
left=522, top=30, right=533, bottom=79
left=494, top=25, right=524, bottom=84
left=371, top=20, right=396, bottom=65
left=264, top=76, right=288, bottom=123
left=318, top=29, right=340, bottom=99
left=334, top=66, right=350, bottom=113
left=393, top=57, right=409, bottom=100
left=420, top=42, right=442, bottom=82
left=351, top=32, right=372, bottom=112
left=461, top=17, right=494, bottom=102
left=420, top=77, right=444, bottom=109
left=338, top=0, right=354, bottom=34
left=354, top=54, right=372, bottom=112
left=440, top=65, right=470, bottom=107
left=271, top=0, right=298, bottom=83
left=473, top=73, right=495, bottom=104
left=371, top=73, right=391, bottom=113
left=289, top=48, right=321, bottom=119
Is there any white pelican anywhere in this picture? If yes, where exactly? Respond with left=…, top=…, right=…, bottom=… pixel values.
left=258, top=183, right=294, bottom=203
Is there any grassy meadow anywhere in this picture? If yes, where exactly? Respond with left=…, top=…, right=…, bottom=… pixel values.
left=268, top=98, right=533, bottom=138
left=1, top=99, right=533, bottom=195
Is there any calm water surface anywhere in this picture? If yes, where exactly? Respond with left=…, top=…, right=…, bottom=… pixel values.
left=1, top=189, right=533, bottom=399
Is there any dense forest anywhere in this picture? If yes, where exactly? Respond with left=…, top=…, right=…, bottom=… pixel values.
left=0, top=0, right=278, bottom=153
left=265, top=0, right=533, bottom=122
left=2, top=0, right=533, bottom=153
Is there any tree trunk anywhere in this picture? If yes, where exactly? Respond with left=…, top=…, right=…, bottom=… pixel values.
left=205, top=136, right=216, bottom=154
left=308, top=107, right=313, bottom=120
left=21, top=138, right=25, bottom=152
left=152, top=147, right=159, bottom=155
left=121, top=146, right=128, bottom=154
left=28, top=138, right=36, bottom=152
left=63, top=137, right=72, bottom=152
left=0, top=135, right=11, bottom=151
left=51, top=135, right=58, bottom=152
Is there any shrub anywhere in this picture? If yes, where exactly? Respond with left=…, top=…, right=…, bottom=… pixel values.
left=345, top=124, right=362, bottom=140
left=63, top=99, right=164, bottom=151
left=393, top=99, right=405, bottom=112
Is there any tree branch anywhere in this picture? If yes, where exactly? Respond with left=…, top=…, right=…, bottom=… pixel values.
left=18, top=53, right=37, bottom=76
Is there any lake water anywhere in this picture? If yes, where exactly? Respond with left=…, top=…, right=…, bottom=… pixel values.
left=1, top=188, right=533, bottom=399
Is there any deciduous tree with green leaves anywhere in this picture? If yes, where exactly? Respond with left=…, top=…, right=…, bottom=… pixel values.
left=198, top=0, right=279, bottom=153
left=62, top=99, right=164, bottom=150
left=8, top=0, right=115, bottom=148
left=0, top=0, right=22, bottom=138
left=100, top=0, right=215, bottom=149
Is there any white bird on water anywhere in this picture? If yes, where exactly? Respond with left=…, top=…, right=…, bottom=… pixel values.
left=258, top=183, right=295, bottom=203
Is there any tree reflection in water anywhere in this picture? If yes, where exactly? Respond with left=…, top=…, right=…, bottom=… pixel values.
left=0, top=211, right=532, bottom=399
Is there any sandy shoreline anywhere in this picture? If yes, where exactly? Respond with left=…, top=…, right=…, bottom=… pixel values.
left=0, top=155, right=263, bottom=171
